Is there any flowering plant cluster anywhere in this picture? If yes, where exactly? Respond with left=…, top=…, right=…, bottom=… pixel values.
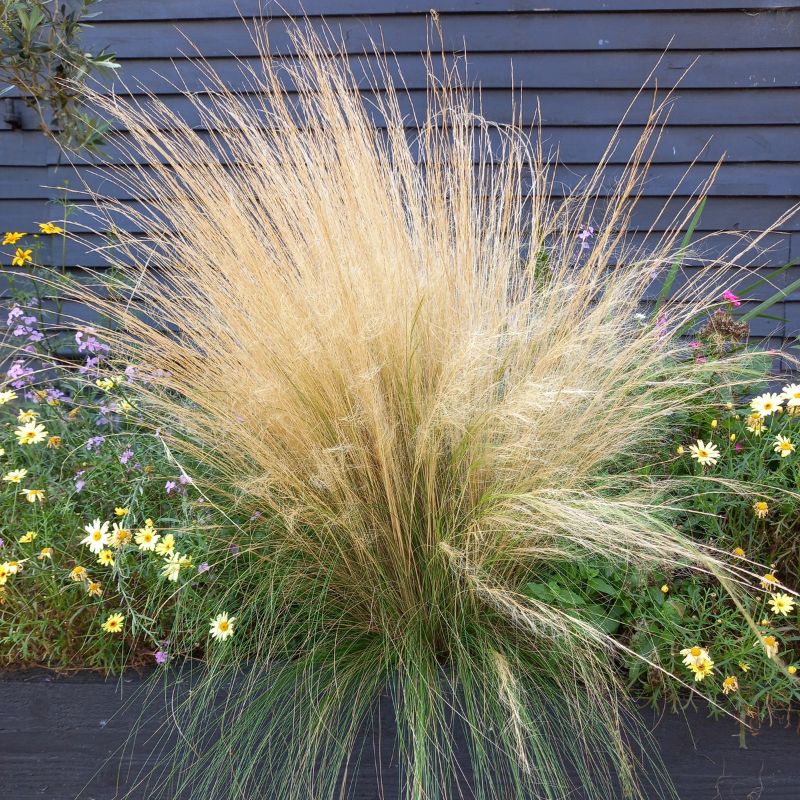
left=614, top=325, right=800, bottom=717
left=0, top=287, right=242, bottom=669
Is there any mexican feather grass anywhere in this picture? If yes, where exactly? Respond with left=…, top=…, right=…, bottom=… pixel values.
left=57, top=22, right=795, bottom=800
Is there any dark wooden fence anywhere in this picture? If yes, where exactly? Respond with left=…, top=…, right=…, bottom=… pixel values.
left=1, top=0, right=799, bottom=344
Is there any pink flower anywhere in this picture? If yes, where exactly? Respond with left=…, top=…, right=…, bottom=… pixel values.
left=734, top=442, right=743, bottom=453
left=689, top=341, right=702, bottom=350
left=722, top=290, right=742, bottom=307
left=695, top=356, right=707, bottom=364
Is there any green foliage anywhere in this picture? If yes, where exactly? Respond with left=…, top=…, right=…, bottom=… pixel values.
left=0, top=0, right=119, bottom=153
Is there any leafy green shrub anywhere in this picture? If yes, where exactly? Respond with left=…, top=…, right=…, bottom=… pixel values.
left=0, top=0, right=119, bottom=153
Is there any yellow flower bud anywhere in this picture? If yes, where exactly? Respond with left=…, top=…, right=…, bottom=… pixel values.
left=710, top=419, right=718, bottom=429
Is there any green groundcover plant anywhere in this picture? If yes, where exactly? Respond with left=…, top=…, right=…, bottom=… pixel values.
left=1, top=23, right=799, bottom=800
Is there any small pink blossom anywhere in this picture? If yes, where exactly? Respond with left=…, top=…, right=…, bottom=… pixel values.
left=689, top=341, right=702, bottom=350
left=695, top=356, right=707, bottom=364
left=722, top=290, right=742, bottom=307
left=734, top=442, right=743, bottom=453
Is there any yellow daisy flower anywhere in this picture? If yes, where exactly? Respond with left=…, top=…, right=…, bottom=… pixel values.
left=751, top=392, right=783, bottom=418
left=18, top=531, right=37, bottom=543
left=37, top=547, right=52, bottom=560
left=80, top=519, right=110, bottom=554
left=722, top=676, right=739, bottom=695
left=38, top=222, right=64, bottom=235
left=69, top=565, right=88, bottom=582
left=689, top=657, right=714, bottom=682
left=86, top=581, right=103, bottom=597
left=5, top=468, right=31, bottom=484
left=688, top=439, right=720, bottom=467
left=759, top=635, right=779, bottom=658
left=753, top=501, right=769, bottom=519
left=773, top=434, right=795, bottom=457
left=680, top=645, right=709, bottom=668
left=101, top=613, right=124, bottom=634
left=760, top=572, right=779, bottom=590
left=97, top=549, right=115, bottom=567
left=154, top=533, right=175, bottom=556
left=15, top=421, right=48, bottom=446
left=46, top=435, right=61, bottom=449
left=2, top=232, right=25, bottom=245
left=110, top=523, right=131, bottom=548
left=209, top=612, right=236, bottom=641
left=135, top=521, right=160, bottom=551
left=745, top=413, right=764, bottom=435
left=768, top=593, right=796, bottom=616
left=22, top=488, right=45, bottom=504
left=0, top=390, right=18, bottom=404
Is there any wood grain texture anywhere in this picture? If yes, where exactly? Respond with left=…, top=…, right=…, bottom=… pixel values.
left=0, top=671, right=798, bottom=800
left=0, top=1, right=798, bottom=332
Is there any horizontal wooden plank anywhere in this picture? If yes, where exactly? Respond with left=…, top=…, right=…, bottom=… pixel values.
left=81, top=11, right=800, bottom=58
left=3, top=672, right=800, bottom=800
left=4, top=51, right=799, bottom=100
left=105, top=51, right=800, bottom=92
left=5, top=89, right=800, bottom=137
left=37, top=125, right=799, bottom=168
left=2, top=230, right=789, bottom=272
left=3, top=162, right=797, bottom=201
left=95, top=1, right=800, bottom=21
left=2, top=196, right=798, bottom=233
left=4, top=126, right=800, bottom=176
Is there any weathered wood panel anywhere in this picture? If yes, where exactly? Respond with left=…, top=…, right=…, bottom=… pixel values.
left=0, top=671, right=798, bottom=800
left=0, top=2, right=798, bottom=336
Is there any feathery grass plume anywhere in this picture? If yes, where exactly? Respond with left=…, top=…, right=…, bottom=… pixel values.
left=54, top=20, right=794, bottom=800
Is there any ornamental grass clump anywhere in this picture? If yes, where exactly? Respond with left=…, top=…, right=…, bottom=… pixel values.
left=56, top=26, right=796, bottom=800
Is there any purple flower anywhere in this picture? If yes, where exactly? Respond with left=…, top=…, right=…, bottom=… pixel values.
left=154, top=650, right=168, bottom=665
left=165, top=480, right=177, bottom=495
left=250, top=511, right=263, bottom=521
left=75, top=329, right=110, bottom=355
left=124, top=366, right=138, bottom=383
left=7, top=359, right=34, bottom=389
left=577, top=226, right=595, bottom=250
left=178, top=473, right=193, bottom=486
left=197, top=562, right=210, bottom=574
left=75, top=478, right=86, bottom=493
left=85, top=435, right=106, bottom=452
left=6, top=305, right=24, bottom=325
left=78, top=355, right=103, bottom=376
left=229, top=544, right=240, bottom=556
left=120, top=449, right=134, bottom=465
left=0, top=538, right=4, bottom=549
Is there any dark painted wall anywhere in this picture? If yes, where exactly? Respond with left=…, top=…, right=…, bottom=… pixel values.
left=1, top=670, right=800, bottom=800
left=1, top=1, right=799, bottom=343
